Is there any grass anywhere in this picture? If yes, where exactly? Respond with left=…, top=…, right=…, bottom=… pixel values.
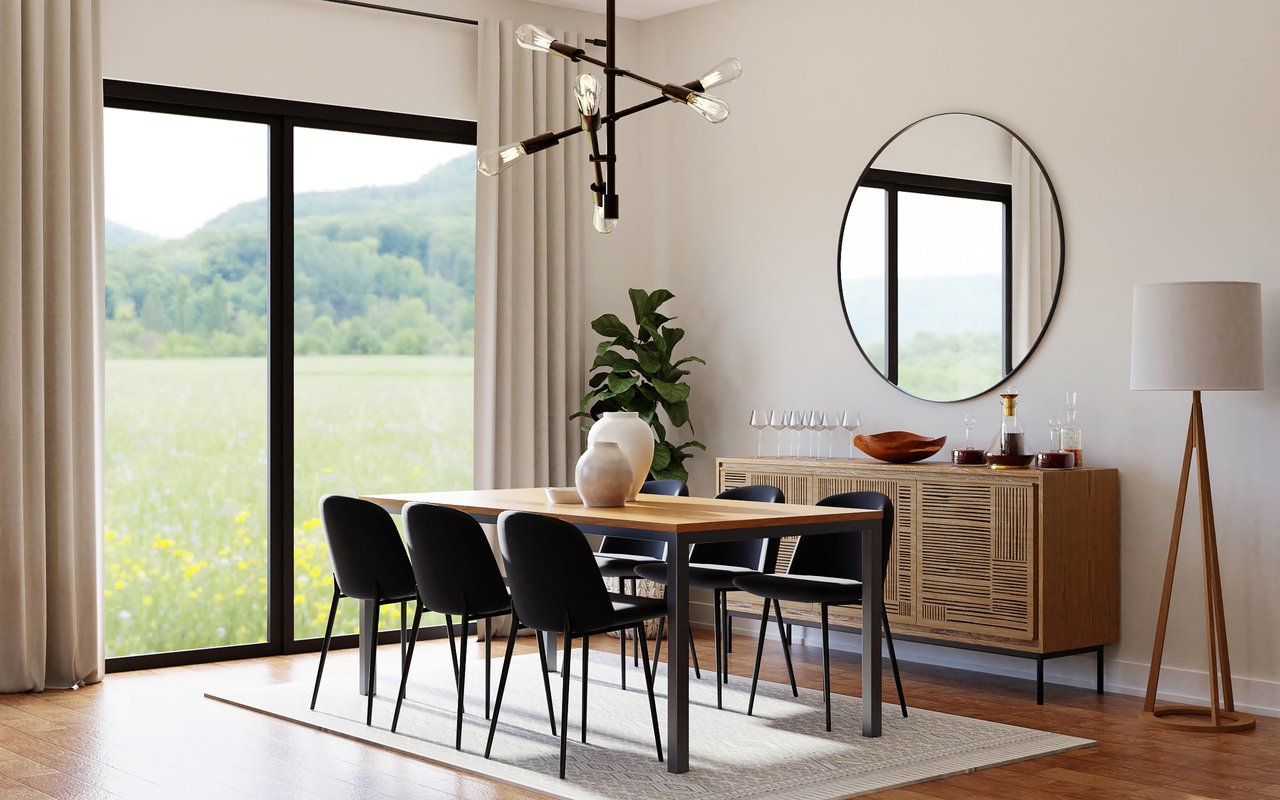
left=104, top=355, right=472, bottom=658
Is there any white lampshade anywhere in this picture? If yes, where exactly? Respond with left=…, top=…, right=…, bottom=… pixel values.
left=1131, top=281, right=1264, bottom=391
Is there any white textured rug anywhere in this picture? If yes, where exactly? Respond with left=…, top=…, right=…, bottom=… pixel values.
left=207, top=650, right=1091, bottom=800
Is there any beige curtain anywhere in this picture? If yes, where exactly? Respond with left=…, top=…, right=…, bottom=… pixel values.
left=0, top=0, right=105, bottom=692
left=1009, top=142, right=1060, bottom=360
left=475, top=19, right=588, bottom=637
left=475, top=18, right=586, bottom=492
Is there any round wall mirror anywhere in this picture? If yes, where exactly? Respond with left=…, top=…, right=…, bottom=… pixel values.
left=837, top=113, right=1064, bottom=402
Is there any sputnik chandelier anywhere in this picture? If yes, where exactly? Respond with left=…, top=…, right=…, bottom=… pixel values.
left=476, top=0, right=741, bottom=234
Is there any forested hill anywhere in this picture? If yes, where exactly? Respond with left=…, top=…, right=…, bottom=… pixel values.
left=104, top=152, right=477, bottom=359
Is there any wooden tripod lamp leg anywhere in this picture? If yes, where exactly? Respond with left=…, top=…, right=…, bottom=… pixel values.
left=1141, top=391, right=1255, bottom=732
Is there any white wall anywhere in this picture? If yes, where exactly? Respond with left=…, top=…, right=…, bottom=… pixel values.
left=630, top=0, right=1280, bottom=712
left=873, top=113, right=1011, bottom=183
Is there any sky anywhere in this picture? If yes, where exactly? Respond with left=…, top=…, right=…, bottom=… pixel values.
left=104, top=107, right=474, bottom=240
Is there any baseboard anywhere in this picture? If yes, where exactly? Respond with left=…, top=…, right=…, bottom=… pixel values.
left=692, top=601, right=1280, bottom=717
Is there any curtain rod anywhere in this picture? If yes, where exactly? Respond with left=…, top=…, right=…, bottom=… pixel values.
left=313, top=0, right=478, bottom=26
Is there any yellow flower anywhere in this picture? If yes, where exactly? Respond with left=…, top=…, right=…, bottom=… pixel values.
left=234, top=510, right=250, bottom=525
left=105, top=530, right=118, bottom=542
left=188, top=591, right=198, bottom=600
left=214, top=593, right=225, bottom=603
left=113, top=580, right=125, bottom=590
left=234, top=586, right=246, bottom=597
left=302, top=518, right=322, bottom=531
left=142, top=596, right=153, bottom=607
left=236, top=561, right=247, bottom=570
left=295, top=593, right=306, bottom=606
left=104, top=589, right=113, bottom=598
left=152, top=538, right=173, bottom=549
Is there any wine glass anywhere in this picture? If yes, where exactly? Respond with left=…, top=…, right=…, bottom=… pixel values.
left=811, top=411, right=827, bottom=458
left=769, top=409, right=786, bottom=457
left=787, top=410, right=805, bottom=458
left=841, top=410, right=862, bottom=458
left=750, top=409, right=768, bottom=457
left=825, top=411, right=838, bottom=458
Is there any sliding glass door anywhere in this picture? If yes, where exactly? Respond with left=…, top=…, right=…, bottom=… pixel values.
left=103, top=82, right=475, bottom=667
left=291, top=127, right=475, bottom=639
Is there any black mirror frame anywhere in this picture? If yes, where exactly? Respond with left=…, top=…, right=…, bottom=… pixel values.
left=836, top=112, right=1066, bottom=404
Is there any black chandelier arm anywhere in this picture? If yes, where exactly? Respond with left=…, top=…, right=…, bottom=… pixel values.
left=540, top=80, right=705, bottom=150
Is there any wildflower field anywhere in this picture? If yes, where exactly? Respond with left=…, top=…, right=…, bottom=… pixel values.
left=104, top=355, right=472, bottom=657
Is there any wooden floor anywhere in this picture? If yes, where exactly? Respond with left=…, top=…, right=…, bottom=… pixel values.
left=0, top=630, right=1273, bottom=800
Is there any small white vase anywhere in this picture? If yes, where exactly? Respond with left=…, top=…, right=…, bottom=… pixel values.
left=587, top=411, right=655, bottom=500
left=575, top=441, right=632, bottom=508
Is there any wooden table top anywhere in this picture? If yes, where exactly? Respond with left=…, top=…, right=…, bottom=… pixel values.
left=360, top=487, right=880, bottom=534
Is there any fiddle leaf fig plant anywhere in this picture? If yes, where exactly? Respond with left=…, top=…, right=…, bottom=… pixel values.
left=572, top=288, right=706, bottom=483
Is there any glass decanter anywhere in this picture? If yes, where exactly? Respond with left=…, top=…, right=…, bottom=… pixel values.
left=1060, top=391, right=1083, bottom=467
left=985, top=386, right=1033, bottom=469
left=952, top=413, right=986, bottom=465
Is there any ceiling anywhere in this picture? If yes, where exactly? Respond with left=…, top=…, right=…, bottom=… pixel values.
left=529, top=0, right=722, bottom=20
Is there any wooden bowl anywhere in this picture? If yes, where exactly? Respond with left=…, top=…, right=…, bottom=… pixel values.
left=854, top=431, right=947, bottom=464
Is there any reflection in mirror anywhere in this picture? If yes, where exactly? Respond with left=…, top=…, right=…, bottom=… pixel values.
left=839, top=114, right=1063, bottom=402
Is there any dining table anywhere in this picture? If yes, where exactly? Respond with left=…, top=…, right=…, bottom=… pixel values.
left=360, top=487, right=885, bottom=774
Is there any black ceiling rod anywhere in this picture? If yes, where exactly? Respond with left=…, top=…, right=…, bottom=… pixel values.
left=312, top=0, right=478, bottom=26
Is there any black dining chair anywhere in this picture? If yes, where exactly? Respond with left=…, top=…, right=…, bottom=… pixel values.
left=391, top=502, right=557, bottom=750
left=311, top=495, right=417, bottom=726
left=489, top=510, right=665, bottom=780
left=594, top=478, right=688, bottom=684
left=733, top=491, right=908, bottom=730
left=634, top=484, right=797, bottom=710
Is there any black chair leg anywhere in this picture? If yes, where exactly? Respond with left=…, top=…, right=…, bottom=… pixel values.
left=773, top=598, right=798, bottom=697
left=689, top=629, right=702, bottom=679
left=484, top=623, right=520, bottom=758
left=444, top=614, right=460, bottom=689
left=366, top=601, right=379, bottom=726
left=392, top=601, right=424, bottom=732
left=619, top=623, right=627, bottom=691
left=747, top=601, right=770, bottom=716
left=651, top=616, right=665, bottom=682
left=455, top=613, right=469, bottom=750
left=559, top=629, right=573, bottom=779
left=399, top=600, right=407, bottom=665
left=629, top=578, right=640, bottom=667
left=485, top=624, right=493, bottom=720
left=310, top=585, right=340, bottom=711
left=713, top=590, right=723, bottom=710
left=536, top=631, right=557, bottom=736
left=724, top=603, right=733, bottom=653
left=883, top=607, right=907, bottom=718
left=636, top=624, right=663, bottom=763
left=721, top=591, right=731, bottom=684
left=581, top=636, right=591, bottom=743
left=821, top=604, right=831, bottom=732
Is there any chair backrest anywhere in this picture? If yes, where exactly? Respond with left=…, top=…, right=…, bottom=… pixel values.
left=403, top=502, right=509, bottom=617
left=785, top=491, right=894, bottom=584
left=499, top=510, right=614, bottom=633
left=598, top=478, right=688, bottom=559
left=641, top=479, right=689, bottom=497
left=319, top=494, right=416, bottom=602
left=689, top=485, right=787, bottom=571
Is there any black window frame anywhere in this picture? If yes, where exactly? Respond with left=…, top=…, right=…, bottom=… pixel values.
left=103, top=80, right=476, bottom=672
left=854, top=167, right=1014, bottom=385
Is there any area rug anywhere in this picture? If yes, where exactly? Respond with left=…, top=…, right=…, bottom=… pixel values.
left=206, top=650, right=1092, bottom=800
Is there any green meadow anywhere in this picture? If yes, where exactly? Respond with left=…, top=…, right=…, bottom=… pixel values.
left=104, top=355, right=471, bottom=657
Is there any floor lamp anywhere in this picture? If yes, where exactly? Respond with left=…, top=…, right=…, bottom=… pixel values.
left=1131, top=281, right=1263, bottom=732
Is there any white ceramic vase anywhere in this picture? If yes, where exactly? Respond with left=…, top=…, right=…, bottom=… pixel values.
left=587, top=411, right=655, bottom=500
left=575, top=441, right=633, bottom=508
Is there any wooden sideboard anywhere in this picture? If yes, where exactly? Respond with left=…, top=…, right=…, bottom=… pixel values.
left=715, top=456, right=1120, bottom=703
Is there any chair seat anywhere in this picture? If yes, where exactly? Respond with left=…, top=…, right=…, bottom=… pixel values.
left=345, top=585, right=417, bottom=604
left=578, top=593, right=667, bottom=636
left=595, top=552, right=663, bottom=578
left=732, top=573, right=864, bottom=605
left=633, top=561, right=757, bottom=591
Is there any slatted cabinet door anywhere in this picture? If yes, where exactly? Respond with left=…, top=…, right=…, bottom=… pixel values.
left=915, top=480, right=1036, bottom=641
left=719, top=468, right=914, bottom=626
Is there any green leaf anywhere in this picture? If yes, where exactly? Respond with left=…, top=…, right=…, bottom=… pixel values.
left=650, top=441, right=672, bottom=472
left=662, top=326, right=685, bottom=353
left=628, top=288, right=650, bottom=325
left=591, top=349, right=641, bottom=372
left=653, top=380, right=691, bottom=404
left=642, top=289, right=675, bottom=318
left=673, top=355, right=706, bottom=369
left=591, top=313, right=632, bottom=339
left=607, top=373, right=638, bottom=394
left=588, top=372, right=609, bottom=388
left=665, top=400, right=689, bottom=428
left=675, top=440, right=706, bottom=452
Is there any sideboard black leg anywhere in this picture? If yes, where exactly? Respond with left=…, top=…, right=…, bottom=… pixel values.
left=1096, top=646, right=1104, bottom=694
left=1036, top=657, right=1044, bottom=705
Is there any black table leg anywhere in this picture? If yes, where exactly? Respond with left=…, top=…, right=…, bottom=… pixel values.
left=860, top=524, right=882, bottom=737
left=1036, top=657, right=1045, bottom=705
left=666, top=542, right=690, bottom=773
